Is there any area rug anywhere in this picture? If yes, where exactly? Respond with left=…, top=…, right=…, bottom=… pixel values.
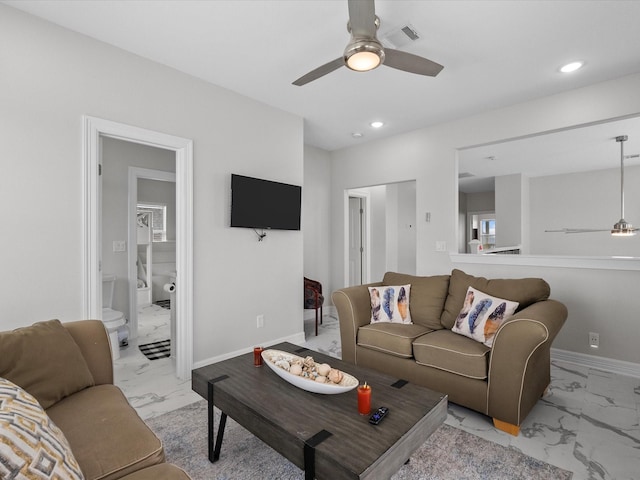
left=138, top=339, right=170, bottom=360
left=154, top=299, right=171, bottom=309
left=146, top=400, right=572, bottom=480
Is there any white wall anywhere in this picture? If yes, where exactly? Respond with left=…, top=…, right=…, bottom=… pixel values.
left=303, top=145, right=331, bottom=300
left=101, top=137, right=175, bottom=315
left=530, top=165, right=640, bottom=256
left=0, top=5, right=304, bottom=362
left=331, top=72, right=640, bottom=365
left=495, top=174, right=526, bottom=248
left=368, top=186, right=387, bottom=281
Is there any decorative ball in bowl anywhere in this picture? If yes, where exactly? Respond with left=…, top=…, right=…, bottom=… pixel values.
left=261, top=349, right=358, bottom=394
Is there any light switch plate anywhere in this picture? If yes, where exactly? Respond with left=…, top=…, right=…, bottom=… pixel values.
left=435, top=241, right=447, bottom=252
left=113, top=240, right=126, bottom=252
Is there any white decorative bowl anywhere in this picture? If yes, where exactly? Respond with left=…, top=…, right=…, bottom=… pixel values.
left=261, top=349, right=358, bottom=394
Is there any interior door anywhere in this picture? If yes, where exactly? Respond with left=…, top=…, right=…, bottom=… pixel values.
left=348, top=196, right=364, bottom=286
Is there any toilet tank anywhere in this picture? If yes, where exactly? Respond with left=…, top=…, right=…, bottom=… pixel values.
left=102, top=274, right=116, bottom=309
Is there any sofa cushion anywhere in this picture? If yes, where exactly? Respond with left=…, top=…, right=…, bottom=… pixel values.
left=441, top=269, right=550, bottom=330
left=46, top=385, right=164, bottom=480
left=0, top=319, right=96, bottom=409
left=383, top=272, right=450, bottom=330
left=413, top=330, right=491, bottom=379
left=357, top=323, right=432, bottom=358
left=451, top=286, right=519, bottom=347
left=0, top=377, right=84, bottom=480
left=368, top=284, right=412, bottom=324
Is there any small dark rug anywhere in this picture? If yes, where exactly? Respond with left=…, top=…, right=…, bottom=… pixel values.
left=138, top=339, right=170, bottom=360
left=146, top=400, right=572, bottom=479
left=155, top=299, right=171, bottom=310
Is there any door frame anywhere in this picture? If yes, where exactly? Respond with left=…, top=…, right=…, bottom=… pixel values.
left=128, top=167, right=176, bottom=339
left=82, top=116, right=194, bottom=380
left=344, top=189, right=371, bottom=287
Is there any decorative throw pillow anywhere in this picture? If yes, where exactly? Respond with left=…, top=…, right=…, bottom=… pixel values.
left=0, top=377, right=85, bottom=479
left=368, top=285, right=412, bottom=324
left=0, top=319, right=95, bottom=409
left=451, top=286, right=519, bottom=347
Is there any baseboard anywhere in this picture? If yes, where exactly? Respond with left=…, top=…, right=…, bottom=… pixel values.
left=551, top=348, right=640, bottom=379
left=193, top=331, right=307, bottom=370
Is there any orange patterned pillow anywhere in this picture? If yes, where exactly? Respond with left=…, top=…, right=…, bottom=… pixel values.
left=368, top=285, right=412, bottom=324
left=0, top=377, right=85, bottom=479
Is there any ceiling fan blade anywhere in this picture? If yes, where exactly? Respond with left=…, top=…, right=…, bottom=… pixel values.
left=348, top=0, right=377, bottom=38
left=292, top=57, right=344, bottom=86
left=545, top=228, right=612, bottom=234
left=384, top=48, right=444, bottom=77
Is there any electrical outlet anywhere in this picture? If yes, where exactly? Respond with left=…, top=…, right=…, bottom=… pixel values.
left=589, top=332, right=599, bottom=348
left=256, top=314, right=264, bottom=328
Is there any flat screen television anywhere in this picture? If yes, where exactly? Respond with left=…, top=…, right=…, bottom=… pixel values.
left=230, top=174, right=301, bottom=231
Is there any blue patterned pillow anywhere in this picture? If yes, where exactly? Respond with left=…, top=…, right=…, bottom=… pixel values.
left=451, top=286, right=519, bottom=347
left=368, top=285, right=412, bottom=324
left=0, top=377, right=84, bottom=479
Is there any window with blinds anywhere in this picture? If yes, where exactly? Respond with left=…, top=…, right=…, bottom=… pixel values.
left=137, top=203, right=167, bottom=242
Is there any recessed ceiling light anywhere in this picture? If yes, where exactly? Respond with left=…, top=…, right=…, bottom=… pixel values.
left=352, top=132, right=363, bottom=138
left=560, top=61, right=584, bottom=73
left=370, top=121, right=384, bottom=128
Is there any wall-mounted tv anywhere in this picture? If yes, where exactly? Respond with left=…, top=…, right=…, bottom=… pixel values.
left=230, top=174, right=301, bottom=231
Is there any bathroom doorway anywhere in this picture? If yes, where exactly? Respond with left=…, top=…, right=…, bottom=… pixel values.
left=126, top=167, right=176, bottom=339
left=83, top=116, right=193, bottom=380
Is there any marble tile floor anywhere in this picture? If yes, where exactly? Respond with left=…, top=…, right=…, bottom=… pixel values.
left=113, top=304, right=201, bottom=420
left=115, top=306, right=640, bottom=479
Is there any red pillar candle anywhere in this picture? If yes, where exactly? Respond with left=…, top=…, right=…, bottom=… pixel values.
left=357, top=383, right=371, bottom=415
left=253, top=347, right=264, bottom=366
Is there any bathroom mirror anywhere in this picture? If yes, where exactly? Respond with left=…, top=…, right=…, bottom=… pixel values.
left=457, top=115, right=640, bottom=256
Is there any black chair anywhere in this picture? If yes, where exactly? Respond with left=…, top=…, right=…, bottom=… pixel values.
left=304, top=277, right=324, bottom=336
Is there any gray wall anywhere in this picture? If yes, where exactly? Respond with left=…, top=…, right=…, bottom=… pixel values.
left=303, top=145, right=331, bottom=300
left=331, top=72, right=640, bottom=365
left=0, top=5, right=303, bottom=363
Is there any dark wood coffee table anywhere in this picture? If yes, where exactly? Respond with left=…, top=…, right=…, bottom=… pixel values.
left=192, top=342, right=447, bottom=480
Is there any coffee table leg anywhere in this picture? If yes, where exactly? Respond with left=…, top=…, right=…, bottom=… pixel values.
left=208, top=380, right=228, bottom=463
left=304, top=429, right=332, bottom=480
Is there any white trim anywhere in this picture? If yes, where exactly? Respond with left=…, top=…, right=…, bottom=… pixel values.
left=450, top=253, right=640, bottom=271
left=82, top=116, right=194, bottom=380
left=551, top=348, right=640, bottom=379
left=192, top=331, right=307, bottom=369
left=128, top=167, right=176, bottom=339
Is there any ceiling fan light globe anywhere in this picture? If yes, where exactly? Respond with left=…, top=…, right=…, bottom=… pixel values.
left=611, top=219, right=636, bottom=236
left=344, top=41, right=384, bottom=72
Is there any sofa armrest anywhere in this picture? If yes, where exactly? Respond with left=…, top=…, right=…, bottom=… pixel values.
left=64, top=320, right=114, bottom=385
left=487, top=299, right=567, bottom=425
left=332, top=283, right=382, bottom=364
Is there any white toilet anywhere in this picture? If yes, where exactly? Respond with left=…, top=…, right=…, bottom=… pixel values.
left=102, top=274, right=127, bottom=361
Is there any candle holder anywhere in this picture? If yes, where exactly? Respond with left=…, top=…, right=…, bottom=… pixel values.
left=253, top=347, right=264, bottom=366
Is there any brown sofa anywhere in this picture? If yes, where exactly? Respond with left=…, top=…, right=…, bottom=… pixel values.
left=0, top=319, right=189, bottom=480
left=332, top=269, right=567, bottom=435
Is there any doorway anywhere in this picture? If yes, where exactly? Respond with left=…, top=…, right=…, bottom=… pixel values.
left=349, top=196, right=366, bottom=285
left=344, top=181, right=417, bottom=286
left=346, top=190, right=371, bottom=286
left=127, top=167, right=176, bottom=339
left=82, top=116, right=193, bottom=380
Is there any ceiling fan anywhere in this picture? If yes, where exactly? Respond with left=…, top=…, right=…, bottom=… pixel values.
left=292, top=0, right=443, bottom=86
left=546, top=135, right=638, bottom=236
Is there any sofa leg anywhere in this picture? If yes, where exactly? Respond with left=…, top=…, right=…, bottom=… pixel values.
left=493, top=418, right=520, bottom=436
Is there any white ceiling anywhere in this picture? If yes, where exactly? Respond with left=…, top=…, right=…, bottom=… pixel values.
left=6, top=0, right=640, bottom=154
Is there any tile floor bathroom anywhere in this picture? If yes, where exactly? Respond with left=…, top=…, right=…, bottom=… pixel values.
left=114, top=305, right=640, bottom=480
